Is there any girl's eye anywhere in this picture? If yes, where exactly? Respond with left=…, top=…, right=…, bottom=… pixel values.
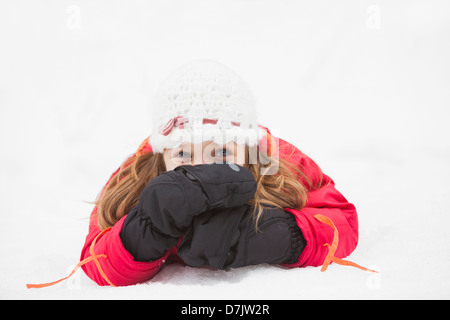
left=177, top=150, right=191, bottom=158
left=215, top=148, right=230, bottom=157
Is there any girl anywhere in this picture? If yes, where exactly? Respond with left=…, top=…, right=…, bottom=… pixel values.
left=28, top=60, right=374, bottom=289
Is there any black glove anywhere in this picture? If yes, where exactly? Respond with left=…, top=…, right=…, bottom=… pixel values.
left=177, top=205, right=306, bottom=269
left=120, top=163, right=257, bottom=262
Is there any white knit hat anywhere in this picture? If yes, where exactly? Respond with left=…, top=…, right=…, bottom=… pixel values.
left=149, top=59, right=264, bottom=153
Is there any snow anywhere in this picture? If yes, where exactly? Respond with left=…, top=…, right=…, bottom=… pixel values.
left=1, top=0, right=449, bottom=300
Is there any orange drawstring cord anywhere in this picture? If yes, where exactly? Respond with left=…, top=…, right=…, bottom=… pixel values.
left=265, top=130, right=273, bottom=157
left=314, top=214, right=379, bottom=273
left=86, top=228, right=116, bottom=287
left=27, top=137, right=152, bottom=289
left=26, top=227, right=116, bottom=289
left=136, top=136, right=150, bottom=157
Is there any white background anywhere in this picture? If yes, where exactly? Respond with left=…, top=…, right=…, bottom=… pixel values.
left=1, top=0, right=449, bottom=299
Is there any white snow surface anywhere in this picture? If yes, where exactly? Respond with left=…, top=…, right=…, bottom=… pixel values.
left=1, top=0, right=449, bottom=300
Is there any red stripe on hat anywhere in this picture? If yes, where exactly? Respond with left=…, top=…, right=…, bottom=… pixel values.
left=203, top=119, right=218, bottom=125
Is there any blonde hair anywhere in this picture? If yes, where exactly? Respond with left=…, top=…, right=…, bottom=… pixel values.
left=95, top=144, right=318, bottom=231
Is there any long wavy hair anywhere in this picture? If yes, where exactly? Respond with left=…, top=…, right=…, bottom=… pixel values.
left=94, top=141, right=320, bottom=231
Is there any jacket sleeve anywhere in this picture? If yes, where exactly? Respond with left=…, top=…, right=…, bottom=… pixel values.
left=80, top=162, right=172, bottom=287
left=276, top=138, right=359, bottom=269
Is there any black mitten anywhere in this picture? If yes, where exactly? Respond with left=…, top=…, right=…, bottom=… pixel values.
left=177, top=205, right=306, bottom=269
left=120, top=163, right=257, bottom=262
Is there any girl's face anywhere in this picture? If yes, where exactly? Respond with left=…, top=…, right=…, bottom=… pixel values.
left=163, top=141, right=245, bottom=171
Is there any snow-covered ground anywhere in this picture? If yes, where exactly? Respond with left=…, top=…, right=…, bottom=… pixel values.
left=1, top=0, right=449, bottom=299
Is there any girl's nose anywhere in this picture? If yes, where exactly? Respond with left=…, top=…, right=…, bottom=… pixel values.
left=193, top=153, right=206, bottom=165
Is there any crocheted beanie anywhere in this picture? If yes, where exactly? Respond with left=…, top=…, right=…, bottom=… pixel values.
left=149, top=59, right=263, bottom=153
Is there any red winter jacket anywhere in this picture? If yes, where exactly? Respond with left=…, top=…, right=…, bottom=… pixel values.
left=80, top=130, right=360, bottom=286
